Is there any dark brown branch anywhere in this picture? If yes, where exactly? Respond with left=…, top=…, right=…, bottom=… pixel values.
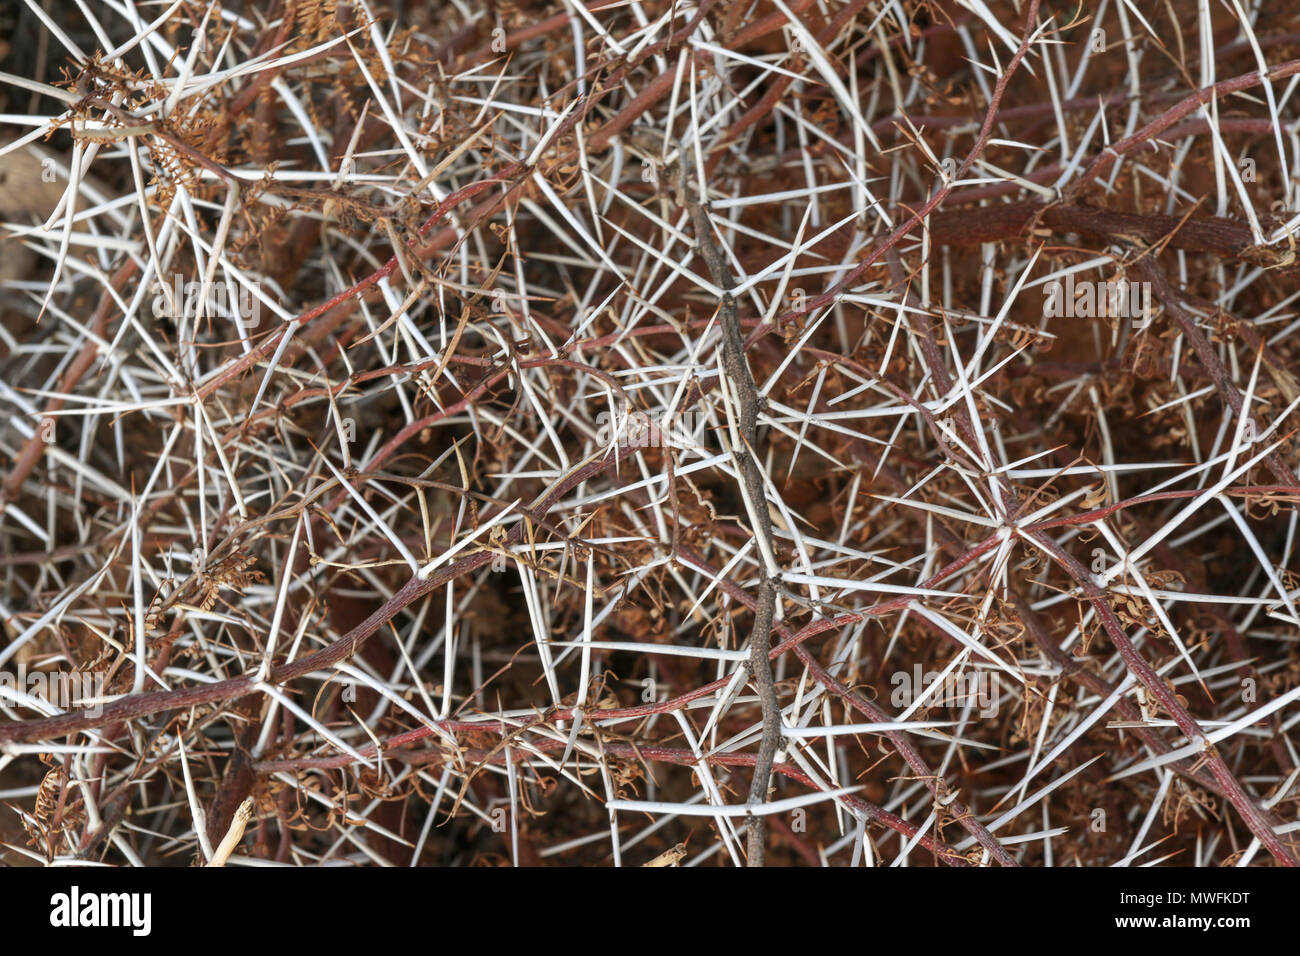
left=926, top=201, right=1294, bottom=270
left=674, top=144, right=783, bottom=868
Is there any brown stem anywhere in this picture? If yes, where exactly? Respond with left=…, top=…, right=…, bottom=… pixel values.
left=1025, top=532, right=1298, bottom=866
left=676, top=142, right=782, bottom=867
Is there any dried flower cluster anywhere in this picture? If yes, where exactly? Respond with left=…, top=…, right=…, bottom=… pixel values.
left=1, top=0, right=1300, bottom=866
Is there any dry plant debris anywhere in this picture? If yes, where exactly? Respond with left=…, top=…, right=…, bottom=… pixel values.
left=1, top=0, right=1299, bottom=867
